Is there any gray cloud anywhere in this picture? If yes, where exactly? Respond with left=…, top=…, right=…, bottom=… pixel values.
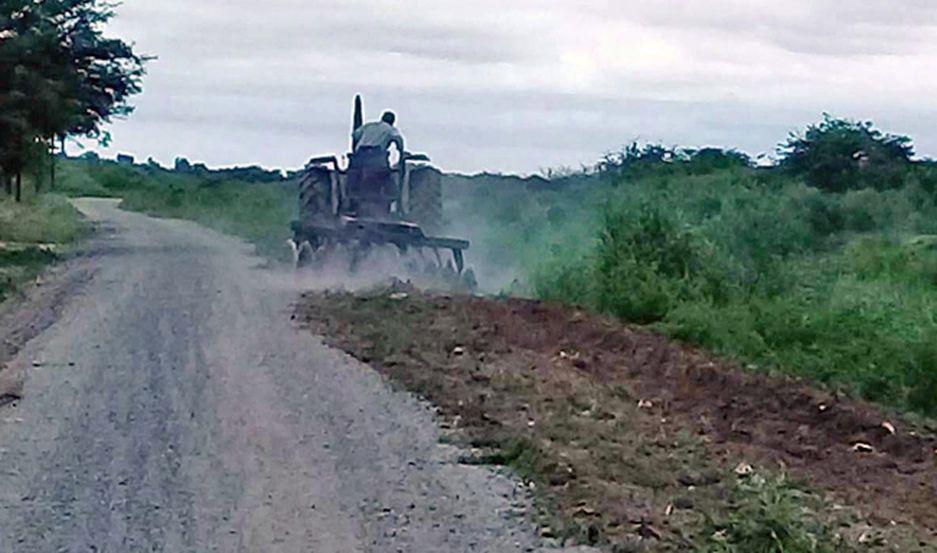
left=123, top=1, right=529, bottom=64
left=624, top=0, right=937, bottom=56
left=87, top=0, right=937, bottom=173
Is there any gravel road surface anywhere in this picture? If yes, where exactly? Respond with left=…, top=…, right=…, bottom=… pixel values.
left=0, top=199, right=585, bottom=552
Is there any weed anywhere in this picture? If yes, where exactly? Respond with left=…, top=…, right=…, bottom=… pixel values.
left=702, top=473, right=851, bottom=553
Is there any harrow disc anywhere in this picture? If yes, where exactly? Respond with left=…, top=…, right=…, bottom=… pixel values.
left=290, top=238, right=475, bottom=291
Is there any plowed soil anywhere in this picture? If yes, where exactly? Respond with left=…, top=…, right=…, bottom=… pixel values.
left=298, top=287, right=937, bottom=551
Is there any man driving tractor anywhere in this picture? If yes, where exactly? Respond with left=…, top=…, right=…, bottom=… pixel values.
left=352, top=110, right=404, bottom=161
left=347, top=111, right=405, bottom=216
left=291, top=95, right=471, bottom=277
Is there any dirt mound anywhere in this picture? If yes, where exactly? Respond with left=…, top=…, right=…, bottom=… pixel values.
left=298, top=290, right=937, bottom=549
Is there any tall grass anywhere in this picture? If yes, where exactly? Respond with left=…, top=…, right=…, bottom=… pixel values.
left=454, top=166, right=937, bottom=416
left=0, top=192, right=88, bottom=300
left=0, top=193, right=87, bottom=244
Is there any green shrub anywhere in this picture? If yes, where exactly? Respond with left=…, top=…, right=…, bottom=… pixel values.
left=56, top=163, right=114, bottom=197
left=599, top=207, right=701, bottom=280
left=0, top=194, right=86, bottom=301
left=533, top=258, right=596, bottom=307
left=798, top=192, right=845, bottom=236
left=593, top=206, right=719, bottom=323
left=703, top=473, right=851, bottom=552
left=846, top=237, right=937, bottom=286
left=914, top=163, right=937, bottom=193
left=596, top=255, right=681, bottom=324
left=841, top=188, right=915, bottom=232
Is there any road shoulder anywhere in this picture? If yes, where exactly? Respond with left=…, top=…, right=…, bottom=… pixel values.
left=0, top=244, right=98, bottom=404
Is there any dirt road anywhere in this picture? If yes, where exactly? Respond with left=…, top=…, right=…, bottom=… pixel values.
left=0, top=199, right=578, bottom=552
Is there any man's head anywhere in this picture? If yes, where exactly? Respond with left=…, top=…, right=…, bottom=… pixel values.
left=381, top=111, right=396, bottom=126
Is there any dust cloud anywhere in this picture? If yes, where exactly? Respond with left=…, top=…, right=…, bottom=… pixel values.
left=259, top=243, right=475, bottom=296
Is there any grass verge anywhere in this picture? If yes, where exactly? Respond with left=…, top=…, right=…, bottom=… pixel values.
left=0, top=193, right=88, bottom=301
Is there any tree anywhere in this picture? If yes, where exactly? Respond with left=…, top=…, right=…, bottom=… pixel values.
left=778, top=115, right=913, bottom=193
left=0, top=0, right=147, bottom=199
left=55, top=1, right=147, bottom=141
left=174, top=157, right=192, bottom=172
left=596, top=142, right=681, bottom=176
left=1, top=0, right=68, bottom=197
left=684, top=147, right=751, bottom=174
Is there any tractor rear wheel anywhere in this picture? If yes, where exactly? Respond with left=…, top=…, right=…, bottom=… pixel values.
left=298, top=166, right=335, bottom=225
left=408, top=166, right=443, bottom=234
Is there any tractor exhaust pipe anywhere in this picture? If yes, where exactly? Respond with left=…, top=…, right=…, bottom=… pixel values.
left=353, top=95, right=363, bottom=131
left=351, top=94, right=364, bottom=151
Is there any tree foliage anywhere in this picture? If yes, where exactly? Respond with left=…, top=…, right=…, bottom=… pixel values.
left=0, top=0, right=146, bottom=198
left=684, top=147, right=751, bottom=174
left=596, top=142, right=680, bottom=176
left=778, top=115, right=913, bottom=193
left=596, top=143, right=752, bottom=179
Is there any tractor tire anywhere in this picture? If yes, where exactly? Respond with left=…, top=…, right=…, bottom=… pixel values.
left=408, top=166, right=443, bottom=234
left=298, top=166, right=334, bottom=225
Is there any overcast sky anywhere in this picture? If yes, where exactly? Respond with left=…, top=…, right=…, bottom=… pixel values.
left=85, top=0, right=937, bottom=174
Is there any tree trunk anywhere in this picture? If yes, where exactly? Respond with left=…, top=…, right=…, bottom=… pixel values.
left=3, top=173, right=10, bottom=196
left=50, top=140, right=56, bottom=191
left=15, top=171, right=21, bottom=203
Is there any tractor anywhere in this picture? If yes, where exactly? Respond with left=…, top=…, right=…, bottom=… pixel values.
left=290, top=96, right=472, bottom=286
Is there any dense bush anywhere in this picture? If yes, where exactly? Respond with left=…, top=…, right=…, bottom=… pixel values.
left=593, top=206, right=727, bottom=323
left=778, top=115, right=913, bottom=192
